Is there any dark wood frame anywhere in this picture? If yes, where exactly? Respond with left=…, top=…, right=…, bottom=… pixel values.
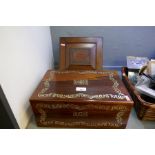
left=0, top=85, right=19, bottom=129
left=59, top=37, right=103, bottom=70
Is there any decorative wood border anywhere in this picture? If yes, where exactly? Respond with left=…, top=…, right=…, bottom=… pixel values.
left=35, top=103, right=128, bottom=128
left=38, top=72, right=126, bottom=100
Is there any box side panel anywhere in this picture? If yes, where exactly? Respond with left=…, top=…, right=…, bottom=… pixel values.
left=30, top=101, right=132, bottom=129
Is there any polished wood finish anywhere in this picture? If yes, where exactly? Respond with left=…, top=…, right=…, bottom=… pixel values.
left=30, top=70, right=133, bottom=128
left=122, top=67, right=155, bottom=120
left=59, top=37, right=103, bottom=70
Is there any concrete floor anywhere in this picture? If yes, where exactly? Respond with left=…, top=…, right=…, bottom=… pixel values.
left=27, top=108, right=155, bottom=129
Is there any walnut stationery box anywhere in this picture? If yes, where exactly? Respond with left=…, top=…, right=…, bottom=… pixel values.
left=30, top=70, right=133, bottom=128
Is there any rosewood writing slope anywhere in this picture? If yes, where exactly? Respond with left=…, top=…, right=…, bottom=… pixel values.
left=30, top=70, right=133, bottom=128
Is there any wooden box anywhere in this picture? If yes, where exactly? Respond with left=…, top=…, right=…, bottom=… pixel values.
left=59, top=37, right=103, bottom=70
left=122, top=67, right=155, bottom=120
left=30, top=70, right=133, bottom=128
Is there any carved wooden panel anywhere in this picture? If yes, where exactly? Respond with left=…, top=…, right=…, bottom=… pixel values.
left=59, top=37, right=103, bottom=70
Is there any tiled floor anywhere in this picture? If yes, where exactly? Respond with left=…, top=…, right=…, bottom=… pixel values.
left=27, top=108, right=155, bottom=129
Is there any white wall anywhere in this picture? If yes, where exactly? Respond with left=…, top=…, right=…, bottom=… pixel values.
left=0, top=27, right=53, bottom=128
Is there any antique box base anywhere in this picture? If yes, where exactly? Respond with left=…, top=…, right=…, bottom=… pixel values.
left=30, top=70, right=133, bottom=128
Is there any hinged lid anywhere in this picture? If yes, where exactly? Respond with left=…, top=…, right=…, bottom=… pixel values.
left=30, top=70, right=133, bottom=104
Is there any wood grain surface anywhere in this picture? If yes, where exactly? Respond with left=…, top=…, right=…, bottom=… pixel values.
left=30, top=70, right=133, bottom=128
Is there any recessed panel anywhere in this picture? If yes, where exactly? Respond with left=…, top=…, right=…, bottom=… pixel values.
left=59, top=37, right=103, bottom=70
left=66, top=43, right=96, bottom=70
left=69, top=48, right=91, bottom=65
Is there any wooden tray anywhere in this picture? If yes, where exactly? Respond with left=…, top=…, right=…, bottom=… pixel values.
left=122, top=67, right=155, bottom=120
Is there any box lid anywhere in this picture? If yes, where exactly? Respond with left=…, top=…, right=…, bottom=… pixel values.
left=30, top=70, right=133, bottom=104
